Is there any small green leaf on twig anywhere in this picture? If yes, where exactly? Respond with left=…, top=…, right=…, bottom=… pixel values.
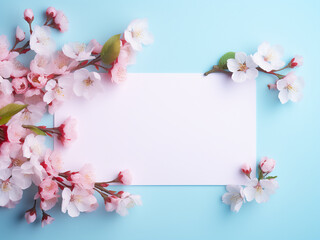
left=218, top=52, right=235, bottom=69
left=0, top=104, right=27, bottom=125
left=23, top=125, right=46, bottom=136
left=266, top=176, right=277, bottom=180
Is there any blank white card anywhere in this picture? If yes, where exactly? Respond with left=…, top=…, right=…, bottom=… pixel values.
left=54, top=73, right=256, bottom=185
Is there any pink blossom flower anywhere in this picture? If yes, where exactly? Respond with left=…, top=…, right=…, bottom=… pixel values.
left=30, top=26, right=55, bottom=56
left=12, top=77, right=29, bottom=94
left=24, top=9, right=34, bottom=23
left=52, top=51, right=77, bottom=75
left=10, top=59, right=29, bottom=78
left=0, top=35, right=10, bottom=61
left=22, top=134, right=46, bottom=158
left=0, top=179, right=23, bottom=206
left=54, top=11, right=68, bottom=33
left=39, top=177, right=59, bottom=211
left=110, top=62, right=127, bottom=84
left=27, top=72, right=48, bottom=89
left=30, top=54, right=53, bottom=75
left=61, top=187, right=98, bottom=217
left=57, top=117, right=77, bottom=146
left=71, top=164, right=95, bottom=190
left=105, top=195, right=120, bottom=212
left=115, top=192, right=142, bottom=216
left=23, top=88, right=44, bottom=105
left=16, top=26, right=25, bottom=42
left=46, top=7, right=57, bottom=18
left=0, top=76, right=13, bottom=95
left=41, top=212, right=54, bottom=227
left=62, top=42, right=95, bottom=61
left=241, top=163, right=252, bottom=176
left=7, top=121, right=27, bottom=143
left=118, top=42, right=136, bottom=65
left=259, top=157, right=276, bottom=173
left=118, top=169, right=132, bottom=185
left=43, top=150, right=63, bottom=177
left=89, top=39, right=102, bottom=54
left=25, top=208, right=37, bottom=224
left=0, top=92, right=14, bottom=108
left=11, top=102, right=46, bottom=125
left=18, top=155, right=45, bottom=186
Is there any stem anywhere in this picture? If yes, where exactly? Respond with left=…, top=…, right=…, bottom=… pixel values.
left=257, top=67, right=285, bottom=79
left=204, top=65, right=232, bottom=76
left=17, top=41, right=30, bottom=54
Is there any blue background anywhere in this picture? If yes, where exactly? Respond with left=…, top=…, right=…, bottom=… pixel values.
left=0, top=0, right=319, bottom=239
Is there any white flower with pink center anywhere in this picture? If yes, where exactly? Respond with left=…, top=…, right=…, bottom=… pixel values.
left=7, top=121, right=27, bottom=143
left=243, top=178, right=278, bottom=203
left=61, top=187, right=98, bottom=217
left=252, top=42, right=284, bottom=72
left=30, top=54, right=53, bottom=75
left=110, top=62, right=127, bottom=84
left=18, top=155, right=46, bottom=186
left=222, top=185, right=245, bottom=212
left=30, top=26, right=56, bottom=56
left=62, top=42, right=94, bottom=61
left=116, top=192, right=142, bottom=216
left=0, top=76, right=13, bottom=95
left=227, top=52, right=258, bottom=83
left=22, top=134, right=46, bottom=158
left=43, top=150, right=63, bottom=177
left=124, top=19, right=154, bottom=51
left=43, top=78, right=72, bottom=105
left=276, top=72, right=304, bottom=104
left=11, top=102, right=46, bottom=125
left=0, top=35, right=10, bottom=61
left=52, top=51, right=77, bottom=75
left=0, top=179, right=23, bottom=207
left=71, top=164, right=94, bottom=190
left=73, top=69, right=102, bottom=99
left=38, top=177, right=59, bottom=211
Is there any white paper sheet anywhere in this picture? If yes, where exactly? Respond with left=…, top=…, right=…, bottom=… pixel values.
left=54, top=73, right=256, bottom=185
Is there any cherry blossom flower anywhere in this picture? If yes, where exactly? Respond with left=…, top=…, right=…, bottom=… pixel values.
left=30, top=54, right=53, bottom=75
left=57, top=116, right=77, bottom=146
left=41, top=212, right=54, bottom=227
left=16, top=26, right=25, bottom=42
left=243, top=178, right=278, bottom=203
left=62, top=42, right=94, bottom=61
left=43, top=150, right=63, bottom=177
left=89, top=39, right=102, bottom=54
left=222, top=185, right=245, bottom=212
left=43, top=78, right=72, bottom=105
left=259, top=157, right=275, bottom=173
left=276, top=72, right=304, bottom=104
left=7, top=121, right=27, bottom=143
left=115, top=192, right=142, bottom=216
left=12, top=77, right=29, bottom=94
left=24, top=9, right=34, bottom=23
left=10, top=59, right=29, bottom=78
left=227, top=52, right=258, bottom=83
left=0, top=150, right=12, bottom=181
left=54, top=11, right=68, bottom=33
left=110, top=62, right=127, bottom=84
left=0, top=35, right=10, bottom=61
left=22, top=134, right=46, bottom=158
left=17, top=155, right=46, bottom=186
left=11, top=167, right=33, bottom=190
left=25, top=208, right=37, bottom=224
left=118, top=169, right=132, bottom=185
left=73, top=69, right=102, bottom=99
left=124, top=19, right=154, bottom=51
left=27, top=72, right=48, bottom=89
left=0, top=179, right=23, bottom=207
left=252, top=42, right=284, bottom=72
left=61, top=187, right=98, bottom=217
left=52, top=51, right=77, bottom=75
left=0, top=92, right=14, bottom=108
left=30, top=26, right=55, bottom=56
left=71, top=164, right=94, bottom=190
left=10, top=102, right=46, bottom=125
left=105, top=196, right=120, bottom=212
left=23, top=88, right=44, bottom=105
left=118, top=42, right=135, bottom=65
left=38, top=177, right=59, bottom=211
left=0, top=76, right=13, bottom=95
left=241, top=163, right=252, bottom=176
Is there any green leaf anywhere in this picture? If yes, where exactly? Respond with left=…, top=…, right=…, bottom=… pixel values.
left=101, top=34, right=121, bottom=65
left=266, top=176, right=277, bottom=179
left=25, top=126, right=46, bottom=136
left=218, top=52, right=235, bottom=69
left=0, top=104, right=27, bottom=125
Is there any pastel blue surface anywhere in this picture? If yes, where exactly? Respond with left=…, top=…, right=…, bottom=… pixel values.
left=0, top=0, right=319, bottom=239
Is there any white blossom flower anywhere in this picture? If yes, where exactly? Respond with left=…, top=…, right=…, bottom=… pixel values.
left=0, top=76, right=13, bottom=95
left=124, top=19, right=153, bottom=51
left=30, top=26, right=55, bottom=56
left=227, top=52, right=258, bottom=83
left=61, top=187, right=98, bottom=217
left=43, top=77, right=72, bottom=104
left=19, top=156, right=46, bottom=186
left=62, top=42, right=95, bottom=61
left=222, top=185, right=245, bottom=212
left=116, top=192, right=142, bottom=216
left=10, top=102, right=46, bottom=125
left=73, top=69, right=102, bottom=99
left=276, top=72, right=304, bottom=104
left=243, top=178, right=278, bottom=203
left=22, top=134, right=46, bottom=159
left=252, top=42, right=284, bottom=72
left=0, top=179, right=23, bottom=206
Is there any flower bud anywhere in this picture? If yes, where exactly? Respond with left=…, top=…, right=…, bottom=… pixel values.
left=25, top=208, right=36, bottom=224
left=290, top=55, right=303, bottom=68
left=259, top=157, right=276, bottom=173
left=46, top=7, right=57, bottom=18
left=24, top=9, right=34, bottom=23
left=241, top=163, right=252, bottom=175
left=118, top=169, right=132, bottom=185
left=16, top=26, right=25, bottom=42
left=41, top=212, right=54, bottom=227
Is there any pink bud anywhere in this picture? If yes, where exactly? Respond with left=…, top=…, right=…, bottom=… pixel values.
left=41, top=212, right=54, bottom=227
left=25, top=209, right=36, bottom=224
left=12, top=77, right=29, bottom=94
left=290, top=55, right=303, bottom=68
left=118, top=169, right=132, bottom=185
left=46, top=7, right=57, bottom=18
left=259, top=157, right=276, bottom=173
left=24, top=9, right=34, bottom=23
left=241, top=163, right=252, bottom=175
left=15, top=26, right=25, bottom=42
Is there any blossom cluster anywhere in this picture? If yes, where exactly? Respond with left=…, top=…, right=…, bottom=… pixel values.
left=0, top=7, right=152, bottom=227
left=222, top=157, right=278, bottom=212
left=204, top=42, right=304, bottom=104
